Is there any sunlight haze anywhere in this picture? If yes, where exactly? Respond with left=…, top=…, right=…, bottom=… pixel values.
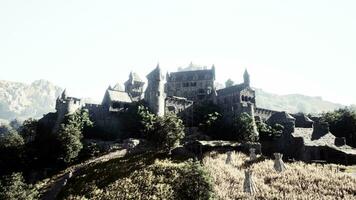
left=0, top=0, right=355, bottom=105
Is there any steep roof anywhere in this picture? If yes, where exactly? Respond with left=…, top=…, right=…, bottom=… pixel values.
left=130, top=72, right=143, bottom=82
left=146, top=65, right=163, bottom=81
left=107, top=90, right=132, bottom=103
left=216, top=84, right=248, bottom=96
left=267, top=111, right=295, bottom=124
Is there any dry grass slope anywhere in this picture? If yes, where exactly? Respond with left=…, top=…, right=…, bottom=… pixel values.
left=204, top=152, right=356, bottom=200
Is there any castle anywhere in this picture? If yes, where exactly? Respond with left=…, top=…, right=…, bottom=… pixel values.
left=47, top=63, right=356, bottom=164
left=53, top=63, right=274, bottom=133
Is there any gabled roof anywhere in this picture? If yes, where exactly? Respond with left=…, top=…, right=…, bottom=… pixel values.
left=107, top=89, right=132, bottom=103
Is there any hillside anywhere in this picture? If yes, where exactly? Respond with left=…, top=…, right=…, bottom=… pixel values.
left=255, top=88, right=344, bottom=114
left=48, top=151, right=356, bottom=199
left=0, top=80, right=62, bottom=122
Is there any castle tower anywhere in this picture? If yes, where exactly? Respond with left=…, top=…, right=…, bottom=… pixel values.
left=244, top=69, right=250, bottom=87
left=124, top=72, right=145, bottom=101
left=144, top=64, right=166, bottom=117
left=54, top=89, right=82, bottom=133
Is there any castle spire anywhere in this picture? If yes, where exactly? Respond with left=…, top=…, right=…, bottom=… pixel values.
left=61, top=89, right=67, bottom=99
left=212, top=64, right=216, bottom=80
left=244, top=69, right=250, bottom=87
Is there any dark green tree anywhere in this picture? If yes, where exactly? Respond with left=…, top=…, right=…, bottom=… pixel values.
left=57, top=109, right=93, bottom=163
left=257, top=121, right=283, bottom=140
left=0, top=129, right=25, bottom=175
left=19, top=118, right=38, bottom=143
left=144, top=113, right=185, bottom=152
left=233, top=112, right=259, bottom=142
left=321, top=108, right=356, bottom=147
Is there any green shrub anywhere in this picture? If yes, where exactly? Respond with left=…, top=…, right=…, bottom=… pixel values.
left=0, top=172, right=38, bottom=200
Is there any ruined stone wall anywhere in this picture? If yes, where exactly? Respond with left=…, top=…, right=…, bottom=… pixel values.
left=255, top=107, right=277, bottom=121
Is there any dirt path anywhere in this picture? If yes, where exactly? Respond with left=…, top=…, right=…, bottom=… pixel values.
left=41, top=149, right=127, bottom=200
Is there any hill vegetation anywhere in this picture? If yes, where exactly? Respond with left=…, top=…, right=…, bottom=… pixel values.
left=204, top=152, right=356, bottom=199
left=255, top=88, right=343, bottom=114
left=58, top=152, right=214, bottom=200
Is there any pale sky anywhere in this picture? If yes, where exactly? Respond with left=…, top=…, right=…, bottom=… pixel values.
left=0, top=0, right=355, bottom=105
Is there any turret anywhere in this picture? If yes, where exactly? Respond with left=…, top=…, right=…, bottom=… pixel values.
left=144, top=64, right=166, bottom=116
left=244, top=69, right=250, bottom=87
left=124, top=71, right=145, bottom=101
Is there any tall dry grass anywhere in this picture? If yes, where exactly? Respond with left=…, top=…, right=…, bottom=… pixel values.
left=204, top=152, right=356, bottom=200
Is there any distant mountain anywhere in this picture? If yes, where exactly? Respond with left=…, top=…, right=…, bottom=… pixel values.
left=255, top=88, right=344, bottom=114
left=0, top=79, right=347, bottom=122
left=0, top=80, right=62, bottom=122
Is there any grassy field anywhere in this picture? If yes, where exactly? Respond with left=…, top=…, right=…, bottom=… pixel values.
left=204, top=152, right=356, bottom=200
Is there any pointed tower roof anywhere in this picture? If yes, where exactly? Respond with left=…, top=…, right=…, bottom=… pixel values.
left=61, top=89, right=67, bottom=99
left=243, top=68, right=250, bottom=86
left=147, top=63, right=164, bottom=81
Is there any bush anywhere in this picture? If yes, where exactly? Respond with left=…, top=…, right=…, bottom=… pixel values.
left=257, top=121, right=283, bottom=141
left=177, top=161, right=214, bottom=200
left=143, top=113, right=185, bottom=152
left=0, top=172, right=38, bottom=200
left=232, top=112, right=259, bottom=142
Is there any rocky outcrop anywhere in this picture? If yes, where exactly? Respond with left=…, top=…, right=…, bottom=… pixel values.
left=0, top=79, right=62, bottom=121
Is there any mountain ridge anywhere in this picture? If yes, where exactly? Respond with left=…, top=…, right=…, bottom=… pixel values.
left=0, top=79, right=346, bottom=122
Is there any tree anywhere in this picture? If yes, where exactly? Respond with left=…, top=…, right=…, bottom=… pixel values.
left=233, top=112, right=259, bottom=142
left=0, top=173, right=38, bottom=200
left=321, top=108, right=356, bottom=147
left=0, top=124, right=17, bottom=136
left=257, top=121, right=283, bottom=141
left=19, top=118, right=38, bottom=143
left=199, top=112, right=224, bottom=138
left=57, top=109, right=93, bottom=163
left=145, top=113, right=185, bottom=152
left=225, top=79, right=234, bottom=88
left=193, top=102, right=221, bottom=127
left=0, top=130, right=25, bottom=176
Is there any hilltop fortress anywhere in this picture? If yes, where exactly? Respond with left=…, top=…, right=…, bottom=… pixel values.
left=42, top=63, right=356, bottom=165
left=54, top=64, right=276, bottom=128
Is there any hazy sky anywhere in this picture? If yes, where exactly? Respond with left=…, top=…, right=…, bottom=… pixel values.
left=0, top=0, right=355, bottom=105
